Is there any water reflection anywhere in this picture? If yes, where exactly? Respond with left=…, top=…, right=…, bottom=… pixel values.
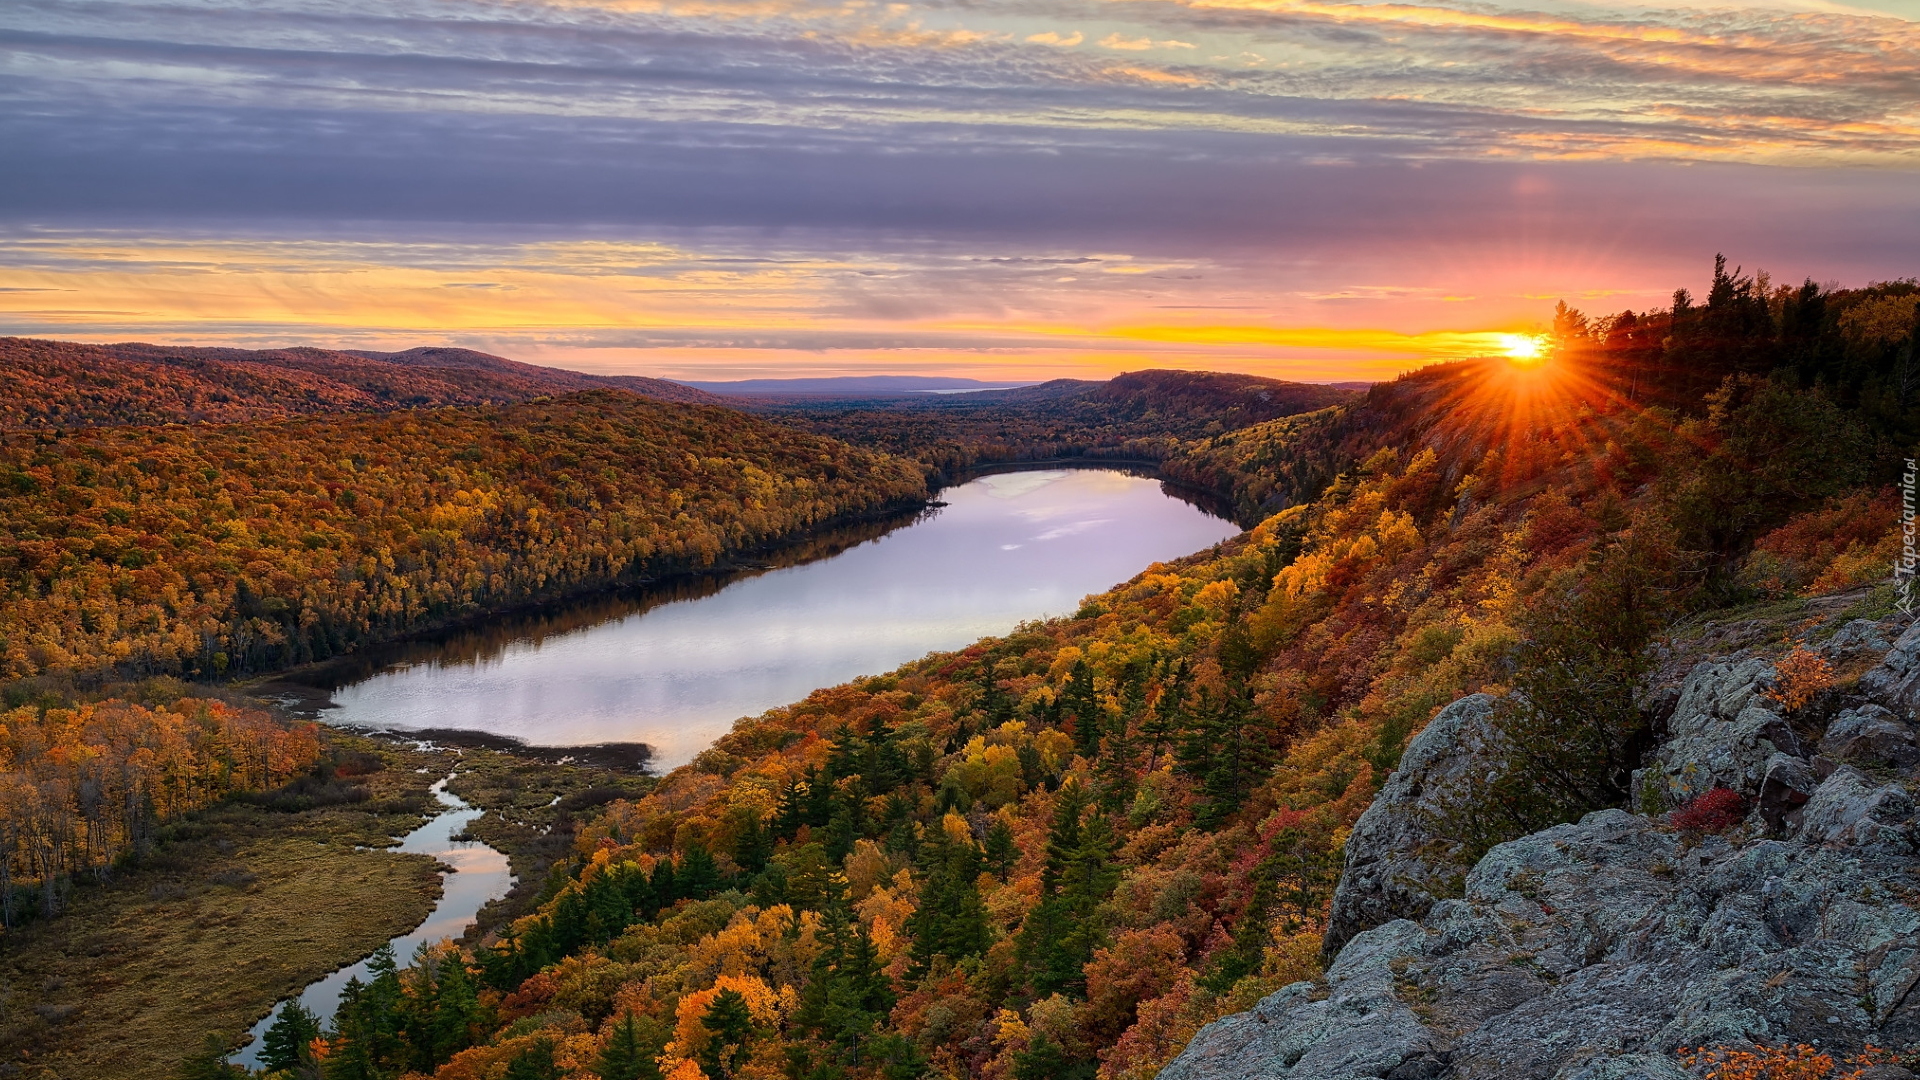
left=287, top=469, right=1238, bottom=769
left=231, top=777, right=511, bottom=1069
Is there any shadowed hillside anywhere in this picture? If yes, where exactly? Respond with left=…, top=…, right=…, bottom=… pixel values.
left=752, top=369, right=1359, bottom=481
left=0, top=338, right=723, bottom=428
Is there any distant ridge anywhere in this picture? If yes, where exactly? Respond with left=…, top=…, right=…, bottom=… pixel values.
left=0, top=338, right=725, bottom=429
left=676, top=375, right=1041, bottom=396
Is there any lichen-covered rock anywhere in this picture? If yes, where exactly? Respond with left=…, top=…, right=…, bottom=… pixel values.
left=1821, top=704, right=1920, bottom=770
left=1163, top=796, right=1920, bottom=1079
left=1641, top=657, right=1792, bottom=807
left=1324, top=693, right=1501, bottom=954
left=1157, top=920, right=1439, bottom=1080
left=1825, top=618, right=1893, bottom=661
left=1861, top=620, right=1920, bottom=720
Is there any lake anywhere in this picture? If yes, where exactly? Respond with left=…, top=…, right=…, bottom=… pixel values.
left=290, top=467, right=1239, bottom=770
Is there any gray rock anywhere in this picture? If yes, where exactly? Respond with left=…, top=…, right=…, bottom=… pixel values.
left=1158, top=921, right=1439, bottom=1080
left=1643, top=658, right=1790, bottom=807
left=1167, top=754, right=1920, bottom=1079
left=1558, top=1055, right=1692, bottom=1080
left=1164, top=640, right=1920, bottom=1080
left=1821, top=704, right=1920, bottom=769
left=1796, top=764, right=1916, bottom=849
left=1325, top=694, right=1501, bottom=954
left=1755, top=753, right=1816, bottom=830
left=1861, top=619, right=1920, bottom=720
left=1826, top=618, right=1893, bottom=661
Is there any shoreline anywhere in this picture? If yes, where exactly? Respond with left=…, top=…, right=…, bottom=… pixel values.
left=238, top=460, right=1240, bottom=748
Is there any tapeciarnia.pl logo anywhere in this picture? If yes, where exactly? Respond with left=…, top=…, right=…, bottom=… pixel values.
left=1899, top=457, right=1917, bottom=617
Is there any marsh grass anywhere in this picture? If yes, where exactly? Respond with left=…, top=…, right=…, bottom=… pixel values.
left=0, top=735, right=451, bottom=1080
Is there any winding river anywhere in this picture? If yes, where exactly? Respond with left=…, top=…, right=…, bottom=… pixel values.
left=233, top=777, right=513, bottom=1068
left=236, top=467, right=1236, bottom=1061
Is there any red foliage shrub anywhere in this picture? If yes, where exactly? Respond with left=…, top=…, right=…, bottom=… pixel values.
left=1670, top=787, right=1749, bottom=834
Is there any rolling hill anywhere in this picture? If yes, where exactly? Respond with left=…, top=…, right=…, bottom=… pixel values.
left=0, top=338, right=724, bottom=429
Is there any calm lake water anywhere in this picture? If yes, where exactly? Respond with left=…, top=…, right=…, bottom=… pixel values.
left=299, top=468, right=1238, bottom=769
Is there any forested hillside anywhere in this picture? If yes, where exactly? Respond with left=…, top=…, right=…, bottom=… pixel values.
left=0, top=390, right=925, bottom=681
left=0, top=338, right=722, bottom=429
left=752, top=371, right=1357, bottom=484
left=260, top=262, right=1920, bottom=1080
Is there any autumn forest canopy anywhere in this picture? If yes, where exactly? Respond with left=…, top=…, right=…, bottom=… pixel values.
left=2, top=258, right=1919, bottom=1080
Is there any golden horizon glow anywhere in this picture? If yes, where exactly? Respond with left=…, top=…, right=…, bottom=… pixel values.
left=1497, top=333, right=1549, bottom=363
left=0, top=231, right=1684, bottom=383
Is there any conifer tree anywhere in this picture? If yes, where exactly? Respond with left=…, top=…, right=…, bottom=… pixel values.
left=732, top=811, right=773, bottom=875
left=648, top=857, right=678, bottom=916
left=259, top=1001, right=321, bottom=1074
left=679, top=843, right=722, bottom=900
left=174, top=1034, right=245, bottom=1080
left=594, top=1013, right=665, bottom=1080
left=698, top=988, right=756, bottom=1080
left=1060, top=659, right=1101, bottom=758
left=907, top=832, right=990, bottom=973
left=984, top=819, right=1018, bottom=878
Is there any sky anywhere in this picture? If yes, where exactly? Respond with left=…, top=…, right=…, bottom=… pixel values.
left=1, top=0, right=1916, bottom=382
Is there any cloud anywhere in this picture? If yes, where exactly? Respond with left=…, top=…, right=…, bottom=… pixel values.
left=0, top=0, right=1914, bottom=380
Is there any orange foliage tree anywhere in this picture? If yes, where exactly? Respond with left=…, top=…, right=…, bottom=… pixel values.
left=0, top=695, right=319, bottom=924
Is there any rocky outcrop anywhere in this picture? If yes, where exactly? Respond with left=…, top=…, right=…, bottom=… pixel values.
left=1861, top=620, right=1920, bottom=719
left=1170, top=795, right=1920, bottom=1079
left=1822, top=705, right=1920, bottom=769
left=1637, top=656, right=1793, bottom=808
left=1324, top=694, right=1500, bottom=955
left=1167, top=618, right=1920, bottom=1079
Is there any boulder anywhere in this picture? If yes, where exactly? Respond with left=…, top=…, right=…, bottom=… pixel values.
left=1825, top=618, right=1893, bottom=661
left=1861, top=619, right=1920, bottom=720
left=1324, top=693, right=1501, bottom=954
left=1162, top=626, right=1920, bottom=1080
left=1820, top=704, right=1920, bottom=770
left=1163, top=795, right=1920, bottom=1078
left=1157, top=920, right=1439, bottom=1080
left=1755, top=753, right=1816, bottom=831
left=1641, top=657, right=1791, bottom=807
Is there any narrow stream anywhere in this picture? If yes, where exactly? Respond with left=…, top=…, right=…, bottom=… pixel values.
left=231, top=776, right=512, bottom=1069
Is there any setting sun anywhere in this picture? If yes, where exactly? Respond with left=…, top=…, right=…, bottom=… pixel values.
left=1498, top=333, right=1549, bottom=363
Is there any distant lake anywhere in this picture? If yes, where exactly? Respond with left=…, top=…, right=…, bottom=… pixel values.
left=284, top=468, right=1239, bottom=769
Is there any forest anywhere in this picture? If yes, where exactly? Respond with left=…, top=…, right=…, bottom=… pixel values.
left=751, top=371, right=1355, bottom=490
left=0, top=686, right=321, bottom=926
left=0, top=390, right=926, bottom=682
left=190, top=262, right=1913, bottom=1080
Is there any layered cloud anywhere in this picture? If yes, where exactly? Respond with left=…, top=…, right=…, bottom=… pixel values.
left=0, top=0, right=1915, bottom=377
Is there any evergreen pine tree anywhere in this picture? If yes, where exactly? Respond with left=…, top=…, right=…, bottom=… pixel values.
left=1061, top=659, right=1100, bottom=758
left=648, top=857, right=678, bottom=915
left=428, top=959, right=482, bottom=1067
left=619, top=862, right=656, bottom=923
left=983, top=819, right=1018, bottom=878
left=732, top=812, right=773, bottom=875
left=1012, top=1032, right=1074, bottom=1080
left=594, top=1013, right=664, bottom=1080
left=259, top=1001, right=321, bottom=1074
left=906, top=832, right=989, bottom=973
left=679, top=843, right=722, bottom=900
left=698, top=988, right=755, bottom=1080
